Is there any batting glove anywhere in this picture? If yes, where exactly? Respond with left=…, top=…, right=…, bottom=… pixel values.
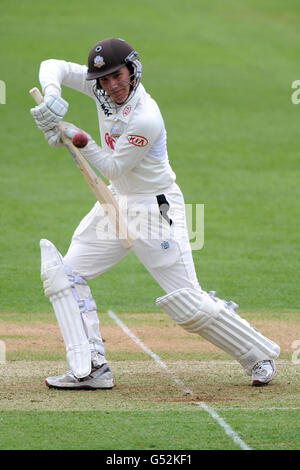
left=43, top=127, right=64, bottom=148
left=62, top=123, right=91, bottom=141
left=31, top=94, right=69, bottom=132
left=44, top=122, right=93, bottom=148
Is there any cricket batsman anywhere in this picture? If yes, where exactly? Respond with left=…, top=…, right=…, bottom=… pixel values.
left=30, top=38, right=280, bottom=389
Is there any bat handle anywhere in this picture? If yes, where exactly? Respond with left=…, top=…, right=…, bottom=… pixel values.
left=29, top=87, right=66, bottom=136
left=29, top=87, right=44, bottom=104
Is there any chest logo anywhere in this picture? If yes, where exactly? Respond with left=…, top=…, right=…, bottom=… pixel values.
left=105, top=132, right=116, bottom=150
left=128, top=135, right=148, bottom=147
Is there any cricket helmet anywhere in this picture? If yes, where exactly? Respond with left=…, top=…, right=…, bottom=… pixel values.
left=87, top=38, right=141, bottom=80
left=86, top=38, right=142, bottom=111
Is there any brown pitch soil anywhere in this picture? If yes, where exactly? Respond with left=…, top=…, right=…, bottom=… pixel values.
left=0, top=313, right=298, bottom=356
left=0, top=313, right=299, bottom=411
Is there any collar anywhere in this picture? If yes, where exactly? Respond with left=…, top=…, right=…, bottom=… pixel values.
left=101, top=83, right=145, bottom=123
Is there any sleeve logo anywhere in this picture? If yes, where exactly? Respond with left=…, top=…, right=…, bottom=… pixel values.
left=127, top=135, right=149, bottom=147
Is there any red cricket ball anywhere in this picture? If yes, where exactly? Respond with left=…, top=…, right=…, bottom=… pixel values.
left=72, top=131, right=88, bottom=148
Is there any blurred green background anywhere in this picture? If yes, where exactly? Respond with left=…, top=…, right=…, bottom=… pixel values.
left=1, top=0, right=299, bottom=313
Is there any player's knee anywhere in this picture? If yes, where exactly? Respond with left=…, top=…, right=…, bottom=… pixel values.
left=40, top=239, right=69, bottom=298
left=156, top=287, right=222, bottom=333
left=41, top=239, right=96, bottom=314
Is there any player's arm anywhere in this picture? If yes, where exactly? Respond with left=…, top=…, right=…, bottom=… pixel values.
left=30, top=60, right=93, bottom=139
left=39, top=59, right=93, bottom=98
left=64, top=115, right=161, bottom=180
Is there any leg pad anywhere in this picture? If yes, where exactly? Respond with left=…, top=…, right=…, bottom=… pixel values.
left=40, top=239, right=91, bottom=378
left=156, top=288, right=280, bottom=374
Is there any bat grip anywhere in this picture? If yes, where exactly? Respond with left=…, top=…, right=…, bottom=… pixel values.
left=29, top=87, right=67, bottom=140
left=29, top=87, right=44, bottom=105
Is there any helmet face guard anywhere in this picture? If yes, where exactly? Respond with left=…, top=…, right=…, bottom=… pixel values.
left=87, top=38, right=142, bottom=112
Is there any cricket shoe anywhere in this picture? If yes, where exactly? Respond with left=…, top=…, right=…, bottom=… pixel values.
left=45, top=363, right=114, bottom=390
left=251, top=360, right=276, bottom=386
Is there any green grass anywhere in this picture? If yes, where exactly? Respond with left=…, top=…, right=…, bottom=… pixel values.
left=0, top=409, right=298, bottom=450
left=0, top=0, right=300, bottom=452
left=0, top=408, right=298, bottom=450
left=220, top=409, right=300, bottom=450
left=1, top=0, right=300, bottom=313
left=0, top=410, right=242, bottom=450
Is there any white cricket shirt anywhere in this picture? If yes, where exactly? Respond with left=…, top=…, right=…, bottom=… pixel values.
left=39, top=59, right=176, bottom=195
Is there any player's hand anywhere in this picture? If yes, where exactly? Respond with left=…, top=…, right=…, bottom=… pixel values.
left=30, top=94, right=69, bottom=131
left=42, top=122, right=88, bottom=148
left=63, top=123, right=101, bottom=161
left=62, top=122, right=91, bottom=141
left=43, top=122, right=92, bottom=149
left=43, top=127, right=65, bottom=148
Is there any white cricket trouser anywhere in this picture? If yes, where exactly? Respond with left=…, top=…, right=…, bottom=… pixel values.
left=63, top=183, right=201, bottom=350
left=64, top=182, right=200, bottom=291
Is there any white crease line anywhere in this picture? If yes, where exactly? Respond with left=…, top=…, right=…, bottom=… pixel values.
left=195, top=401, right=251, bottom=450
left=107, top=309, right=251, bottom=451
